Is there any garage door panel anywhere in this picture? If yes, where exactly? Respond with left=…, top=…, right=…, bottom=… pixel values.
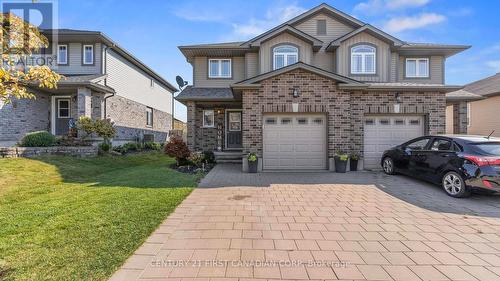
left=263, top=114, right=327, bottom=170
left=364, top=115, right=424, bottom=170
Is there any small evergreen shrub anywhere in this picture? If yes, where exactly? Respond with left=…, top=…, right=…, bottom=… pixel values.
left=144, top=142, right=161, bottom=151
left=98, top=142, right=111, bottom=153
left=20, top=131, right=56, bottom=147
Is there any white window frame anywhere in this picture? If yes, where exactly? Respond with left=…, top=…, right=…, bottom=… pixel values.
left=57, top=99, right=71, bottom=118
left=146, top=107, right=153, bottom=127
left=57, top=44, right=68, bottom=64
left=273, top=45, right=298, bottom=70
left=83, top=44, right=94, bottom=65
left=351, top=45, right=376, bottom=74
left=405, top=58, right=429, bottom=78
left=203, top=110, right=215, bottom=128
left=208, top=59, right=231, bottom=78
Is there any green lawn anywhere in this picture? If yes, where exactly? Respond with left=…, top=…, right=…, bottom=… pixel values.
left=0, top=152, right=197, bottom=281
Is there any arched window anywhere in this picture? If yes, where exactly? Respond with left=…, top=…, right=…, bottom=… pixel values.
left=351, top=44, right=376, bottom=74
left=273, top=45, right=298, bottom=70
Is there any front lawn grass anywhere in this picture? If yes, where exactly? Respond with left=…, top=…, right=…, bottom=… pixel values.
left=0, top=152, right=197, bottom=281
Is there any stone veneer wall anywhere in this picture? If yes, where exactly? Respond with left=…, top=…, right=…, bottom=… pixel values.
left=242, top=69, right=446, bottom=158
left=106, top=95, right=172, bottom=143
left=452, top=101, right=468, bottom=134
left=0, top=91, right=51, bottom=144
left=186, top=102, right=241, bottom=151
left=0, top=146, right=98, bottom=158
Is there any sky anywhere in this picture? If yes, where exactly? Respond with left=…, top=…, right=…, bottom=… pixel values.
left=50, top=0, right=500, bottom=121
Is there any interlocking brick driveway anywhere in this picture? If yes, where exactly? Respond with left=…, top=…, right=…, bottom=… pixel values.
left=111, top=164, right=500, bottom=281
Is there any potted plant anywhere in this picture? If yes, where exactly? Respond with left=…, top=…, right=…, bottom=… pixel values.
left=247, top=153, right=258, bottom=173
left=350, top=153, right=359, bottom=171
left=334, top=151, right=349, bottom=173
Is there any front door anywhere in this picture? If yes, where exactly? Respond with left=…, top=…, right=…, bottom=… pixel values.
left=226, top=111, right=242, bottom=149
left=55, top=98, right=71, bottom=135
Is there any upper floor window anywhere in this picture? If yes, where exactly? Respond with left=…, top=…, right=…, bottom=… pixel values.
left=83, top=45, right=94, bottom=65
left=406, top=58, right=429, bottom=78
left=316, top=19, right=327, bottom=35
left=273, top=45, right=298, bottom=70
left=57, top=45, right=68, bottom=65
left=351, top=45, right=376, bottom=74
left=209, top=59, right=231, bottom=78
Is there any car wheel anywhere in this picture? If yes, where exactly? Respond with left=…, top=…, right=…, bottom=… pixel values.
left=442, top=171, right=471, bottom=198
left=382, top=157, right=395, bottom=175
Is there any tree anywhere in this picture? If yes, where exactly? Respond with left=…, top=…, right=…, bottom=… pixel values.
left=1, top=12, right=62, bottom=103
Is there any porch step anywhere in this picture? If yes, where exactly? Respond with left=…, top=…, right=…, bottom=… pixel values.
left=216, top=159, right=243, bottom=164
left=214, top=151, right=243, bottom=164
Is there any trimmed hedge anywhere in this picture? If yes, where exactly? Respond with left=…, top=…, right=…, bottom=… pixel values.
left=20, top=131, right=56, bottom=147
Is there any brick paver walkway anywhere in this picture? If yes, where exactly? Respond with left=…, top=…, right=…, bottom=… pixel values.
left=111, top=165, right=500, bottom=281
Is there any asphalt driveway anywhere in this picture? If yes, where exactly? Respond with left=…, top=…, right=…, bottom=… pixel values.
left=111, top=164, right=500, bottom=281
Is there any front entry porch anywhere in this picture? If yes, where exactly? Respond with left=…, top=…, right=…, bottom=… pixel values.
left=185, top=101, right=243, bottom=152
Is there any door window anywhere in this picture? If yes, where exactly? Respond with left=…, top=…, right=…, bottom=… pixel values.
left=228, top=112, right=241, bottom=131
left=58, top=99, right=70, bottom=118
left=430, top=139, right=452, bottom=151
left=406, top=138, right=430, bottom=151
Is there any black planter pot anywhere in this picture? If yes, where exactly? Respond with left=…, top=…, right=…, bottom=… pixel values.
left=334, top=157, right=348, bottom=173
left=248, top=160, right=258, bottom=173
left=350, top=159, right=358, bottom=171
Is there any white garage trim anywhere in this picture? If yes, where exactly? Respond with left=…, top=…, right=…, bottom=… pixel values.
left=263, top=113, right=327, bottom=170
left=363, top=115, right=425, bottom=170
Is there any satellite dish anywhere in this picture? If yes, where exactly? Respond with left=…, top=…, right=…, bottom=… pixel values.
left=176, top=75, right=188, bottom=91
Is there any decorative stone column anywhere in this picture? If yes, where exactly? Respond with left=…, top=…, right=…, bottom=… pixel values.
left=77, top=87, right=92, bottom=118
left=453, top=101, right=468, bottom=134
left=186, top=101, right=196, bottom=151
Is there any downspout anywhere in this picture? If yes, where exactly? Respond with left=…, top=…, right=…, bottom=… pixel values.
left=102, top=44, right=115, bottom=118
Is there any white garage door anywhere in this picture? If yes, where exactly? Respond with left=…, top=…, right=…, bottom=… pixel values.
left=263, top=114, right=327, bottom=170
left=364, top=115, right=425, bottom=170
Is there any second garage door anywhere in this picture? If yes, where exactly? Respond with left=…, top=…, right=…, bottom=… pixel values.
left=364, top=115, right=425, bottom=170
left=263, top=114, right=327, bottom=170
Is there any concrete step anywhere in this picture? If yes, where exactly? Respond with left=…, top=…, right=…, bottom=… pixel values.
left=216, top=159, right=243, bottom=164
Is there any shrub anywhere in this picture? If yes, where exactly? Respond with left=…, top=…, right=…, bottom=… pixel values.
left=20, top=131, right=56, bottom=147
left=202, top=151, right=216, bottom=164
left=144, top=142, right=161, bottom=151
left=99, top=142, right=111, bottom=153
left=188, top=152, right=204, bottom=167
left=113, top=145, right=127, bottom=154
left=77, top=116, right=95, bottom=140
left=94, top=119, right=116, bottom=142
left=164, top=136, right=190, bottom=165
left=123, top=142, right=139, bottom=151
left=247, top=153, right=258, bottom=162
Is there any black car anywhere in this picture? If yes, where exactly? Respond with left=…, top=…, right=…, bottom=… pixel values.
left=381, top=135, right=500, bottom=198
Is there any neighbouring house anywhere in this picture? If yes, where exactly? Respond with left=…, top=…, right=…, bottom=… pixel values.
left=176, top=3, right=470, bottom=171
left=446, top=73, right=500, bottom=137
left=0, top=29, right=177, bottom=146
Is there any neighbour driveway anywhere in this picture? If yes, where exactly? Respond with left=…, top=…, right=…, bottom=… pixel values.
left=111, top=164, right=500, bottom=281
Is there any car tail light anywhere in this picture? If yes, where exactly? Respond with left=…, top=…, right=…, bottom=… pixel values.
left=464, top=155, right=500, bottom=166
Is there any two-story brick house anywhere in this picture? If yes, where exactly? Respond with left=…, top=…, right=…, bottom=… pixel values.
left=176, top=3, right=470, bottom=171
left=0, top=29, right=176, bottom=146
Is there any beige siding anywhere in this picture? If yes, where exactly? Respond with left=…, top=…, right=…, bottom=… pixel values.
left=398, top=56, right=444, bottom=84
left=106, top=49, right=173, bottom=113
left=259, top=33, right=313, bottom=73
left=193, top=56, right=245, bottom=87
left=390, top=52, right=398, bottom=82
left=445, top=105, right=454, bottom=134
left=294, top=12, right=354, bottom=44
left=468, top=96, right=500, bottom=137
left=312, top=51, right=335, bottom=72
left=336, top=32, right=390, bottom=82
left=245, top=52, right=258, bottom=79
left=55, top=42, right=102, bottom=75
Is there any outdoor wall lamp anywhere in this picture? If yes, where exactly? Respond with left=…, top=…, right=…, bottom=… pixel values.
left=293, top=88, right=300, bottom=98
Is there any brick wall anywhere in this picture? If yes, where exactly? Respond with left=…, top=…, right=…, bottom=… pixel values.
left=241, top=69, right=446, bottom=158
left=106, top=95, right=172, bottom=143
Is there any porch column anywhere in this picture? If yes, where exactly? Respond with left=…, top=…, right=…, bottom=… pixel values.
left=186, top=101, right=196, bottom=150
left=77, top=87, right=92, bottom=118
left=452, top=101, right=468, bottom=134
